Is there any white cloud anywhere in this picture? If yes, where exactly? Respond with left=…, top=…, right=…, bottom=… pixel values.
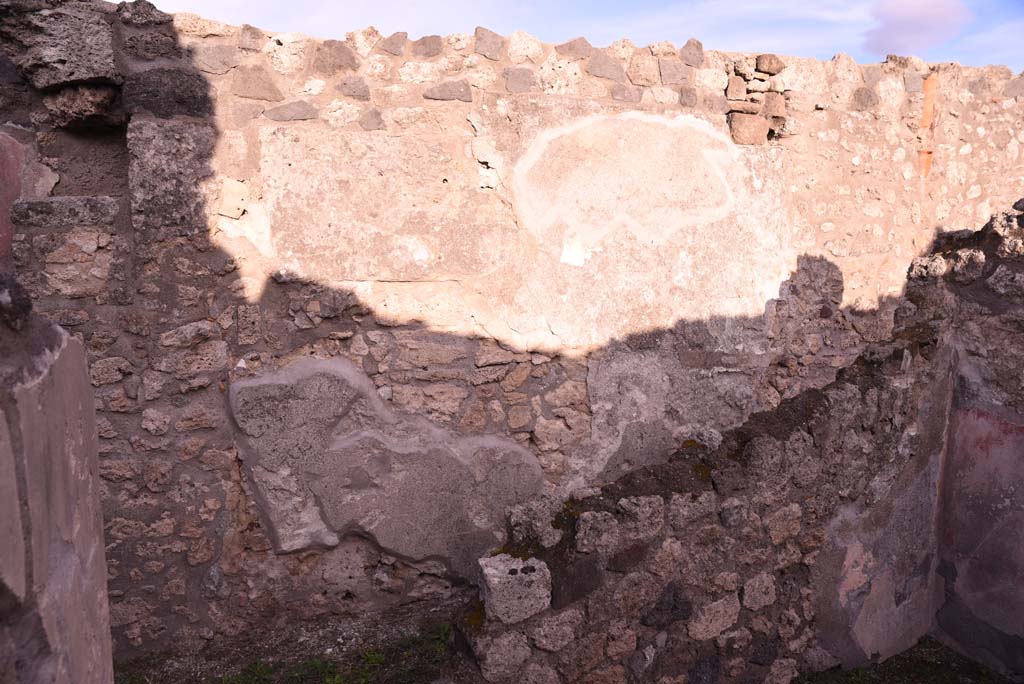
left=862, top=0, right=972, bottom=56
left=942, top=19, right=1024, bottom=71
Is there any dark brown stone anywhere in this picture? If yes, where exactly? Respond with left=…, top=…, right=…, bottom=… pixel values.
left=124, top=32, right=182, bottom=61
left=423, top=80, right=472, bottom=102
left=851, top=86, right=880, bottom=111
left=337, top=75, right=370, bottom=100
left=190, top=44, right=241, bottom=75
left=474, top=27, right=504, bottom=61
left=755, top=53, right=786, bottom=75
left=504, top=67, right=535, bottom=94
left=586, top=52, right=627, bottom=82
left=728, top=112, right=770, bottom=145
left=116, top=0, right=171, bottom=25
left=378, top=32, right=407, bottom=56
left=555, top=37, right=593, bottom=61
left=411, top=35, right=443, bottom=58
left=659, top=59, right=693, bottom=86
left=678, top=87, right=698, bottom=107
left=763, top=91, right=787, bottom=117
left=230, top=65, right=284, bottom=101
left=358, top=108, right=384, bottom=131
left=611, top=83, right=641, bottom=103
left=123, top=68, right=212, bottom=118
left=312, top=40, right=359, bottom=75
left=679, top=38, right=704, bottom=67
left=1003, top=77, right=1024, bottom=98
left=263, top=101, right=318, bottom=121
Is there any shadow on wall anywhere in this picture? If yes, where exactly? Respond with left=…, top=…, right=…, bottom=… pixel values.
left=0, top=0, right=910, bottom=658
left=3, top=2, right=1024, bottom=681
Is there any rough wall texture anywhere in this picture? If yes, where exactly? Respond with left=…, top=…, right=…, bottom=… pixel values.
left=2, top=0, right=1024, bottom=681
left=0, top=315, right=114, bottom=684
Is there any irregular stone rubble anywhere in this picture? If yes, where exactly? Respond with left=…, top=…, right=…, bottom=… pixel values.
left=1, top=0, right=1024, bottom=681
left=466, top=203, right=1024, bottom=683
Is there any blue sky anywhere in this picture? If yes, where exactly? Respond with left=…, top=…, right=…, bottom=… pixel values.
left=157, top=0, right=1023, bottom=72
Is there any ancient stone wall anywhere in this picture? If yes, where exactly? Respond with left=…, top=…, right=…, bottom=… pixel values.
left=0, top=312, right=114, bottom=684
left=2, top=0, right=1024, bottom=681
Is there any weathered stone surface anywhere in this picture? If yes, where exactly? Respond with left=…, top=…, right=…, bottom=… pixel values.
left=190, top=43, right=241, bottom=74
left=678, top=86, right=698, bottom=107
left=230, top=359, right=544, bottom=575
left=0, top=7, right=120, bottom=90
left=377, top=31, right=407, bottom=56
left=659, top=58, right=692, bottom=85
left=123, top=68, right=213, bottom=118
left=158, top=320, right=220, bottom=348
left=851, top=86, right=880, bottom=111
left=508, top=31, right=543, bottom=64
left=679, top=38, right=704, bottom=67
left=230, top=65, right=284, bottom=101
left=504, top=67, right=535, bottom=93
left=117, top=0, right=171, bottom=25
left=555, top=37, right=592, bottom=60
left=763, top=91, right=787, bottom=117
left=529, top=608, right=583, bottom=651
left=423, top=79, right=472, bottom=102
left=10, top=196, right=118, bottom=228
left=480, top=554, right=552, bottom=624
left=756, top=53, right=786, bottom=75
left=689, top=593, right=741, bottom=640
left=411, top=35, right=444, bottom=58
left=742, top=572, right=777, bottom=610
left=611, top=83, right=641, bottom=102
left=764, top=504, right=802, bottom=544
left=127, top=118, right=216, bottom=238
left=1, top=318, right=113, bottom=683
left=264, top=100, right=318, bottom=121
left=42, top=85, right=123, bottom=128
left=586, top=52, right=627, bottom=82
left=474, top=26, right=504, bottom=60
left=357, top=108, right=384, bottom=131
left=312, top=39, right=359, bottom=74
left=337, top=74, right=370, bottom=100
left=627, top=51, right=659, bottom=86
left=726, top=75, right=746, bottom=100
left=477, top=631, right=532, bottom=681
left=728, top=112, right=770, bottom=144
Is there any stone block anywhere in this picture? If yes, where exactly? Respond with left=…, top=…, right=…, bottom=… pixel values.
left=123, top=68, right=213, bottom=118
left=411, top=35, right=444, bottom=58
left=679, top=38, right=704, bottom=67
left=424, top=79, right=472, bottom=102
left=229, top=359, right=544, bottom=576
left=728, top=112, right=770, bottom=144
left=756, top=53, right=786, bottom=75
left=480, top=554, right=552, bottom=624
left=475, top=27, right=504, bottom=60
left=586, top=52, right=627, bottom=82
left=504, top=67, right=535, bottom=94
left=230, top=65, right=284, bottom=101
left=378, top=31, right=407, bottom=56
left=312, top=39, right=360, bottom=74
left=264, top=100, right=319, bottom=121
left=556, top=37, right=592, bottom=60
left=0, top=8, right=121, bottom=89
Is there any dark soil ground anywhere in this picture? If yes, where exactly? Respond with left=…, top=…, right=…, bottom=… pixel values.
left=116, top=619, right=1012, bottom=684
left=799, top=637, right=1014, bottom=684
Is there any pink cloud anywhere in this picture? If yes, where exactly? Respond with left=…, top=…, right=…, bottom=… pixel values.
left=863, top=0, right=971, bottom=55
